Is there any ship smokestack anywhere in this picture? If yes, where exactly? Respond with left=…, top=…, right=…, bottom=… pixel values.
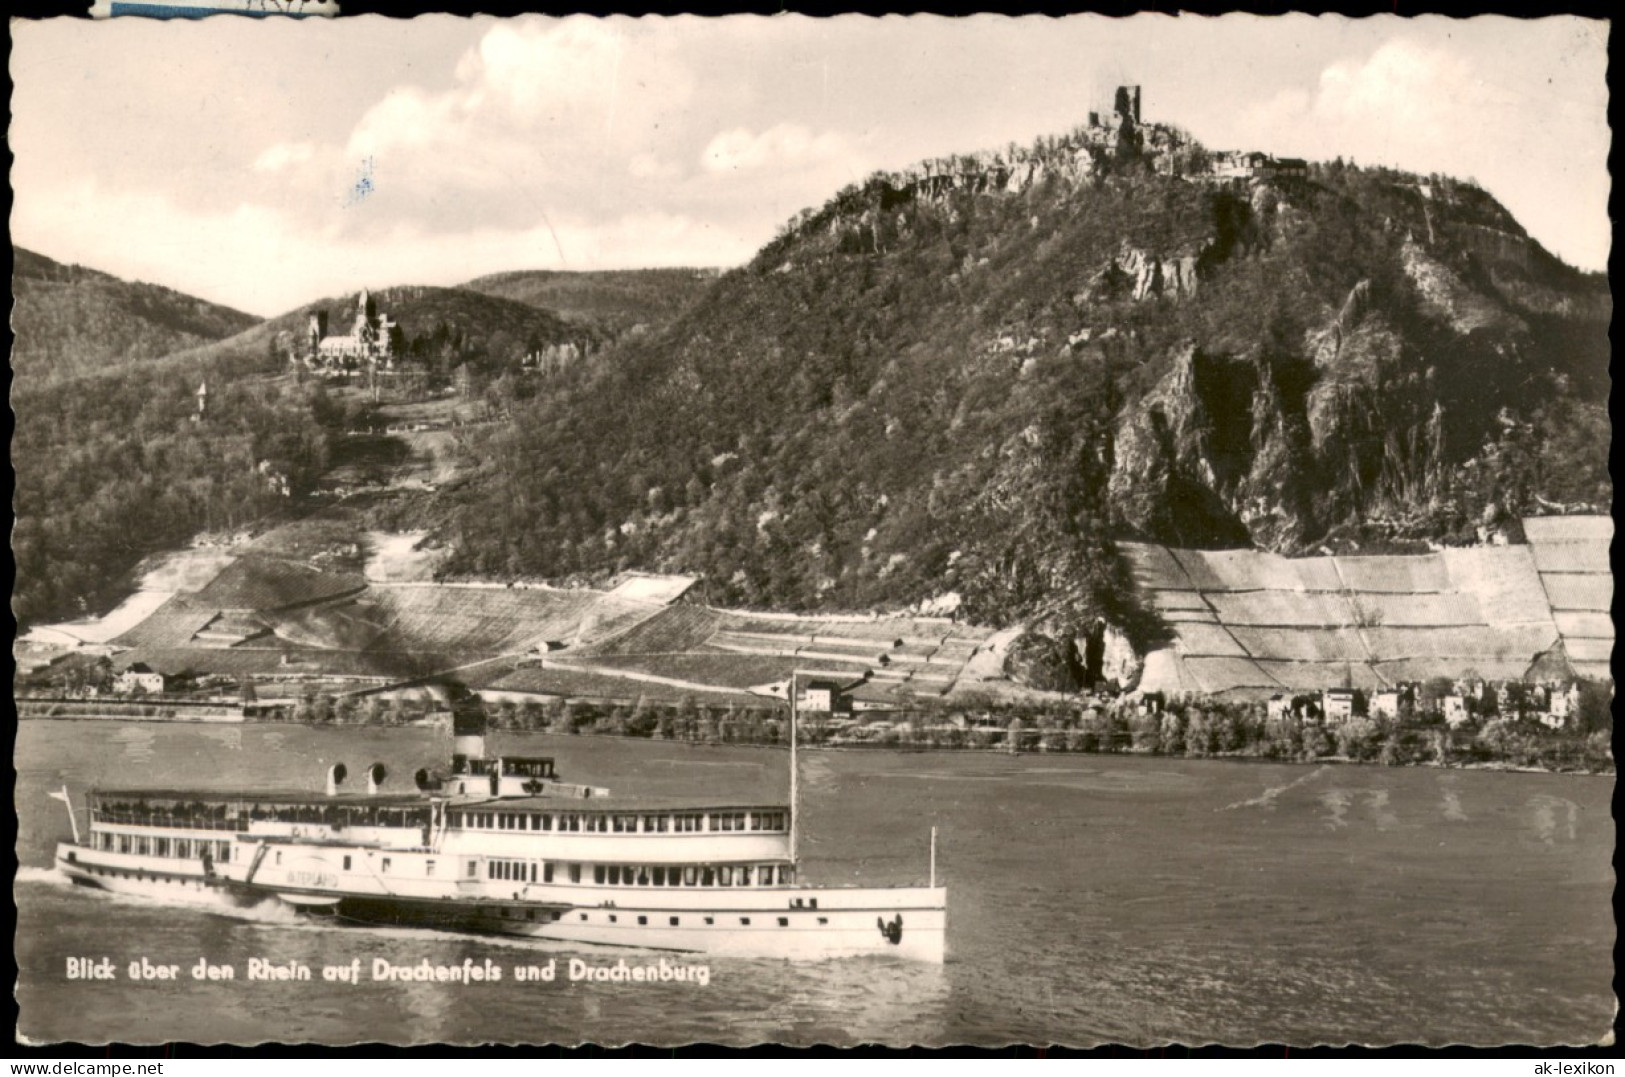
left=452, top=707, right=487, bottom=762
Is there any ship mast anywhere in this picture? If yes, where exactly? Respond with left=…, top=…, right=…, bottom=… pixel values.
left=788, top=671, right=799, bottom=864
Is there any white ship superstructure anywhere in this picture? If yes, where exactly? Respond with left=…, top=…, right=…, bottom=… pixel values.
left=53, top=714, right=946, bottom=962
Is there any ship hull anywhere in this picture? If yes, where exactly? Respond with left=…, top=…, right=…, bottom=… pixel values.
left=332, top=890, right=946, bottom=962
left=54, top=845, right=248, bottom=908
left=54, top=843, right=946, bottom=962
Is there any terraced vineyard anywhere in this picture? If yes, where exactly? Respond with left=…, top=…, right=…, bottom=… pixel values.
left=1128, top=516, right=1610, bottom=697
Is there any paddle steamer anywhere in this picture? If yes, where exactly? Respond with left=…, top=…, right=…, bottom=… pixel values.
left=52, top=703, right=946, bottom=962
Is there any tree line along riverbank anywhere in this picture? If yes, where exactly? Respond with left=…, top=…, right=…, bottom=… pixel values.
left=253, top=685, right=1616, bottom=775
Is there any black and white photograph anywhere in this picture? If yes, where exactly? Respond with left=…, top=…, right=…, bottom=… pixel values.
left=9, top=12, right=1613, bottom=1049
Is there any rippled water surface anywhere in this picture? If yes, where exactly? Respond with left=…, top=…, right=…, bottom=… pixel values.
left=14, top=721, right=1614, bottom=1046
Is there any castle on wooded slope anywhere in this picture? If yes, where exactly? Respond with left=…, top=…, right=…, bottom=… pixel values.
left=301, top=289, right=405, bottom=374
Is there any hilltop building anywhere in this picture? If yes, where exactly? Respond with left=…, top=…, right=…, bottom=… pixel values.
left=304, top=289, right=404, bottom=374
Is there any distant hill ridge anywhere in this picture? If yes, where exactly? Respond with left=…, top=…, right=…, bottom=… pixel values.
left=11, top=246, right=262, bottom=383
left=459, top=267, right=723, bottom=335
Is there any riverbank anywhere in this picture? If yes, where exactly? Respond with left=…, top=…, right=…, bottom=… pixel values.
left=17, top=709, right=1612, bottom=775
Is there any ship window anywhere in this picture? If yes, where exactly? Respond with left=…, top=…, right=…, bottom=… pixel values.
left=526, top=910, right=535, bottom=921
left=608, top=865, right=620, bottom=886
left=543, top=863, right=554, bottom=883
left=609, top=914, right=618, bottom=923
left=629, top=867, right=643, bottom=886
left=740, top=917, right=751, bottom=926
left=738, top=866, right=752, bottom=886
left=704, top=917, right=714, bottom=925
left=569, top=864, right=581, bottom=883
left=644, top=814, right=667, bottom=833
left=593, top=865, right=606, bottom=885
left=218, top=842, right=230, bottom=861
left=778, top=865, right=792, bottom=885
left=469, top=862, right=479, bottom=878
left=683, top=866, right=697, bottom=886
left=426, top=860, right=435, bottom=877
left=381, top=859, right=390, bottom=873
left=718, top=867, right=733, bottom=887
left=701, top=867, right=715, bottom=886
left=666, top=867, right=680, bottom=887
left=273, top=850, right=280, bottom=865
left=612, top=815, right=628, bottom=833
left=637, top=916, right=647, bottom=926
left=652, top=866, right=665, bottom=886
left=529, top=862, right=536, bottom=883
left=343, top=856, right=352, bottom=870
left=579, top=913, right=588, bottom=921
left=497, top=814, right=507, bottom=830
left=531, top=815, right=542, bottom=831
left=778, top=917, right=789, bottom=927
left=670, top=916, right=680, bottom=926
left=542, top=815, right=552, bottom=831
left=818, top=917, right=829, bottom=925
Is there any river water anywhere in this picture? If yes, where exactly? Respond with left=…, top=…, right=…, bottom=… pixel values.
left=13, top=721, right=1615, bottom=1046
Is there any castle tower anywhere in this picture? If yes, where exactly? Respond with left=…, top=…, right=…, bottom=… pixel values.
left=307, top=311, right=328, bottom=354
left=1114, top=85, right=1141, bottom=125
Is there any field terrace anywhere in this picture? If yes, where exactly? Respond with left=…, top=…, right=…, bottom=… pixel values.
left=522, top=604, right=999, bottom=706
left=28, top=549, right=1003, bottom=710
left=1127, top=515, right=1612, bottom=699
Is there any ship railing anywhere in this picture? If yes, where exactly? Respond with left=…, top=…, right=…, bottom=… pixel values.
left=91, top=810, right=242, bottom=832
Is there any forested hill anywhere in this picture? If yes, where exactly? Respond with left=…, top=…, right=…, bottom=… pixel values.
left=439, top=115, right=1610, bottom=645
left=11, top=280, right=609, bottom=629
left=460, top=268, right=723, bottom=336
left=166, top=284, right=604, bottom=381
left=11, top=247, right=262, bottom=383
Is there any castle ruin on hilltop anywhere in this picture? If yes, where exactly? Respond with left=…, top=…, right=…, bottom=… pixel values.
left=819, top=84, right=1307, bottom=216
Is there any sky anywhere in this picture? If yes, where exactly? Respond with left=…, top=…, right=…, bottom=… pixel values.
left=10, top=14, right=1611, bottom=317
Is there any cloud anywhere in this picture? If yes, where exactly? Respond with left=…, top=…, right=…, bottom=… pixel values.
left=1223, top=36, right=1608, bottom=269
left=700, top=123, right=854, bottom=174
left=1235, top=40, right=1513, bottom=166
left=253, top=142, right=316, bottom=173
left=629, top=151, right=685, bottom=181
left=232, top=18, right=705, bottom=243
